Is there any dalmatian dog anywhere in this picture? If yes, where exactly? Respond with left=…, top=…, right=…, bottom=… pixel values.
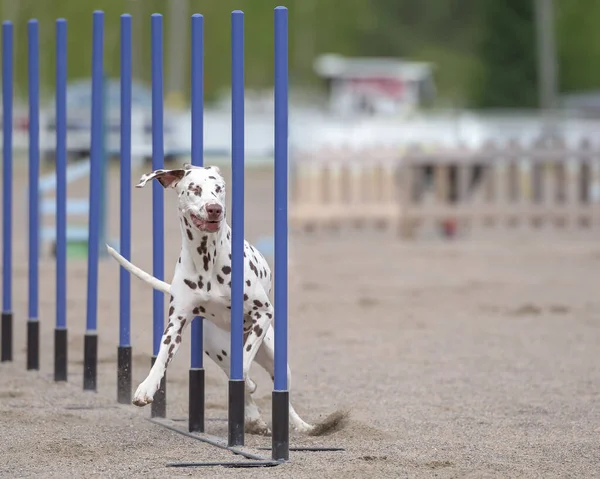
left=106, top=163, right=313, bottom=435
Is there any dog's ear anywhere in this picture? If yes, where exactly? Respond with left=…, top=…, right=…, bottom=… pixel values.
left=205, top=165, right=222, bottom=175
left=136, top=169, right=185, bottom=189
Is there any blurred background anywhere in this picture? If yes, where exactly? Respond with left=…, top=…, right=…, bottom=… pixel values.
left=3, top=0, right=600, bottom=158
left=2, top=0, right=600, bottom=243
left=3, top=0, right=600, bottom=109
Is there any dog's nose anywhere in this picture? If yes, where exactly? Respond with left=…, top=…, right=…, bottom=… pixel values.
left=206, top=204, right=222, bottom=218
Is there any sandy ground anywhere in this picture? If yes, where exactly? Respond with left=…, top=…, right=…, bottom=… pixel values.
left=1, top=160, right=599, bottom=478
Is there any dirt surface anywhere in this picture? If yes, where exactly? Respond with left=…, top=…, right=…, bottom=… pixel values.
left=1, top=161, right=599, bottom=478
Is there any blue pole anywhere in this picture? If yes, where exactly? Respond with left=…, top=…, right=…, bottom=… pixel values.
left=190, top=13, right=204, bottom=370
left=151, top=13, right=166, bottom=418
left=273, top=6, right=289, bottom=393
left=55, top=19, right=67, bottom=331
left=83, top=11, right=104, bottom=391
left=1, top=21, right=13, bottom=363
left=53, top=18, right=68, bottom=380
left=230, top=10, right=245, bottom=384
left=119, top=14, right=132, bottom=350
left=228, top=9, right=245, bottom=448
left=188, top=12, right=205, bottom=434
left=27, top=19, right=40, bottom=370
left=271, top=5, right=290, bottom=462
left=117, top=13, right=133, bottom=404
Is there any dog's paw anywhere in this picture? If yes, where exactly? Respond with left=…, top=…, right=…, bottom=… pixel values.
left=133, top=381, right=158, bottom=407
left=245, top=419, right=271, bottom=436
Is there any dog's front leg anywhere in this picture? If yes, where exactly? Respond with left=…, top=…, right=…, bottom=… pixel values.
left=133, top=294, right=193, bottom=407
left=242, top=292, right=274, bottom=380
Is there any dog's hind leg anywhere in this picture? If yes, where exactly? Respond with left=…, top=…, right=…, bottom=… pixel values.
left=133, top=294, right=192, bottom=407
left=203, top=320, right=270, bottom=435
left=253, top=325, right=314, bottom=433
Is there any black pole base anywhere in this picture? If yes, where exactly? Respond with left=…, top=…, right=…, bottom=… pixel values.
left=27, top=320, right=40, bottom=370
left=228, top=379, right=245, bottom=447
left=188, top=368, right=205, bottom=433
left=271, top=390, right=290, bottom=461
left=117, top=346, right=132, bottom=404
left=83, top=333, right=98, bottom=391
left=1, top=311, right=12, bottom=362
left=54, top=328, right=68, bottom=381
left=151, top=355, right=167, bottom=418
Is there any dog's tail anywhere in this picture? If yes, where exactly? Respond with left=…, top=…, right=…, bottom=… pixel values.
left=106, top=245, right=171, bottom=295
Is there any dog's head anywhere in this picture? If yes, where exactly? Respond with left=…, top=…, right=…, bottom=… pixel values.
left=136, top=164, right=226, bottom=234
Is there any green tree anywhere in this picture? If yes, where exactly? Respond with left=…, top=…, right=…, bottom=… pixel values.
left=474, top=0, right=538, bottom=108
left=556, top=0, right=600, bottom=94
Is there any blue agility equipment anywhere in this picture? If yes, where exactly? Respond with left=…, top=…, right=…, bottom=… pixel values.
left=272, top=5, right=290, bottom=461
left=1, top=21, right=13, bottom=363
left=117, top=13, right=133, bottom=405
left=188, top=12, right=206, bottom=434
left=150, top=12, right=167, bottom=419
left=1, top=5, right=306, bottom=468
left=229, top=9, right=246, bottom=448
left=54, top=18, right=69, bottom=381
left=27, top=19, right=40, bottom=371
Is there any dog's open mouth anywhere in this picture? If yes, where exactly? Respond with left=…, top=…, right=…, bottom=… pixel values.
left=190, top=213, right=221, bottom=232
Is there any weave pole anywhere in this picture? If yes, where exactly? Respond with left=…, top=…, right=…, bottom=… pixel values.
left=54, top=18, right=68, bottom=381
left=27, top=19, right=40, bottom=371
left=117, top=13, right=133, bottom=404
left=272, top=5, right=290, bottom=462
left=189, top=13, right=206, bottom=433
left=151, top=13, right=167, bottom=418
left=84, top=11, right=104, bottom=391
left=1, top=21, right=13, bottom=363
left=228, top=9, right=246, bottom=448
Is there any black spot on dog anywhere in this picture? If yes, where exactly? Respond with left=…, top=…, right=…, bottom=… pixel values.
left=186, top=229, right=193, bottom=240
left=249, top=262, right=259, bottom=276
left=217, top=275, right=224, bottom=284
left=221, top=350, right=227, bottom=356
left=246, top=279, right=251, bottom=287
left=216, top=354, right=223, bottom=361
left=222, top=265, right=231, bottom=275
left=244, top=294, right=249, bottom=301
left=253, top=300, right=263, bottom=308
left=184, top=279, right=197, bottom=289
